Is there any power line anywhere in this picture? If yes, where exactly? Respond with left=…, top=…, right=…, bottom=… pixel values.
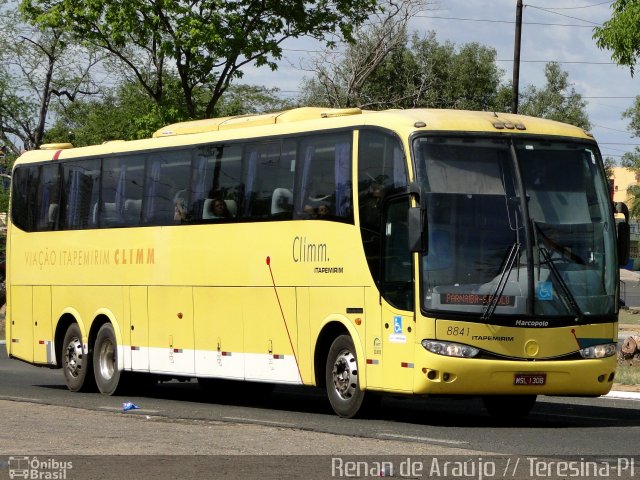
left=495, top=59, right=617, bottom=64
left=593, top=123, right=632, bottom=134
left=413, top=14, right=598, bottom=28
left=525, top=5, right=601, bottom=25
left=532, top=1, right=612, bottom=10
left=599, top=142, right=640, bottom=146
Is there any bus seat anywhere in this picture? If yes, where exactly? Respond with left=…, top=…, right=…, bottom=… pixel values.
left=225, top=199, right=237, bottom=217
left=48, top=204, right=59, bottom=225
left=271, top=188, right=293, bottom=215
left=202, top=198, right=237, bottom=219
left=101, top=202, right=118, bottom=225
left=124, top=199, right=142, bottom=224
left=202, top=199, right=213, bottom=219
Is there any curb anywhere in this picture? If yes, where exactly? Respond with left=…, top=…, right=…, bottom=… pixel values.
left=605, top=390, right=640, bottom=400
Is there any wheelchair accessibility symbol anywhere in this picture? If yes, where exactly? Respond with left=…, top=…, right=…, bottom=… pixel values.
left=393, top=316, right=402, bottom=334
left=537, top=282, right=553, bottom=301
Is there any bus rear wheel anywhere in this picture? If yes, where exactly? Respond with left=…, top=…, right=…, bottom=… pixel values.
left=93, top=323, right=122, bottom=395
left=482, top=395, right=537, bottom=420
left=325, top=335, right=366, bottom=418
left=62, top=323, right=94, bottom=392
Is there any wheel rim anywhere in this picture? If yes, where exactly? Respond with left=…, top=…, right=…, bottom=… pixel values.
left=331, top=348, right=358, bottom=400
left=98, top=338, right=115, bottom=381
left=64, top=336, right=84, bottom=378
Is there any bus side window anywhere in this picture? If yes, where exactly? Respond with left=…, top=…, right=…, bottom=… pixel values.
left=11, top=166, right=38, bottom=232
left=143, top=150, right=192, bottom=225
left=100, top=156, right=145, bottom=227
left=36, top=164, right=61, bottom=231
left=242, top=141, right=295, bottom=219
left=190, top=144, right=243, bottom=222
left=294, top=133, right=353, bottom=221
left=61, top=160, right=100, bottom=230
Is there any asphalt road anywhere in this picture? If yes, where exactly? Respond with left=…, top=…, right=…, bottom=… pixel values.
left=1, top=343, right=640, bottom=460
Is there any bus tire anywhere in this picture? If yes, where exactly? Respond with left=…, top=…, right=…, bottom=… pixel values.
left=325, top=334, right=365, bottom=418
left=482, top=395, right=537, bottom=420
left=62, top=323, right=94, bottom=392
left=93, top=323, right=122, bottom=395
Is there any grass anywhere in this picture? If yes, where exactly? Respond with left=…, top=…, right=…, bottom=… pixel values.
left=618, top=308, right=640, bottom=326
left=614, top=363, right=640, bottom=385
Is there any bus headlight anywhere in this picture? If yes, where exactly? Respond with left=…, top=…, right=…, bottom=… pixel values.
left=421, top=340, right=480, bottom=358
left=579, top=343, right=617, bottom=359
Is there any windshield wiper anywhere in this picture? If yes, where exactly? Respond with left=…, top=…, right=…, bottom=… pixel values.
left=533, top=221, right=584, bottom=321
left=482, top=241, right=520, bottom=320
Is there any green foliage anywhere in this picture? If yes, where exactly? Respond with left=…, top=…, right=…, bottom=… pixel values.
left=45, top=80, right=291, bottom=146
left=21, top=0, right=378, bottom=118
left=593, top=0, right=640, bottom=76
left=0, top=187, right=8, bottom=215
left=627, top=184, right=640, bottom=221
left=301, top=31, right=506, bottom=111
left=518, top=62, right=591, bottom=130
left=1, top=0, right=100, bottom=151
left=603, top=156, right=616, bottom=181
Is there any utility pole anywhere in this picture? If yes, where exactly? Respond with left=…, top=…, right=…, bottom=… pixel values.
left=512, top=0, right=523, bottom=114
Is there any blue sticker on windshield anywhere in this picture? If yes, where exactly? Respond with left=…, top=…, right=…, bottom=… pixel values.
left=537, top=282, right=553, bottom=301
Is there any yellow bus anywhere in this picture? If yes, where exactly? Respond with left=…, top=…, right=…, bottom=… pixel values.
left=5, top=107, right=628, bottom=418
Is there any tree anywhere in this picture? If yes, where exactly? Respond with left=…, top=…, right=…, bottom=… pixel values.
left=45, top=80, right=292, bottom=146
left=301, top=29, right=506, bottom=112
left=615, top=96, right=640, bottom=172
left=593, top=0, right=640, bottom=76
left=21, top=0, right=378, bottom=120
left=0, top=0, right=100, bottom=152
left=518, top=62, right=591, bottom=130
left=603, top=156, right=616, bottom=181
left=300, top=0, right=431, bottom=108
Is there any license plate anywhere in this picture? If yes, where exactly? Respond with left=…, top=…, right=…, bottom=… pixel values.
left=514, top=373, right=546, bottom=386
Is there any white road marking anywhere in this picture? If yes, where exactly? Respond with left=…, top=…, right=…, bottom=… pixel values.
left=222, top=416, right=296, bottom=427
left=98, top=406, right=161, bottom=413
left=378, top=433, right=468, bottom=445
left=0, top=395, right=45, bottom=403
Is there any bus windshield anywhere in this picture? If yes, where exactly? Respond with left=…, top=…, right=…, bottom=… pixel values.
left=413, top=136, right=617, bottom=320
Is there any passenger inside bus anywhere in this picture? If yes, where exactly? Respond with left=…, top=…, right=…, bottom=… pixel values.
left=206, top=198, right=230, bottom=219
left=359, top=179, right=386, bottom=228
left=173, top=191, right=189, bottom=222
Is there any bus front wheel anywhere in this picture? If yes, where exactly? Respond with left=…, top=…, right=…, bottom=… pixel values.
left=482, top=395, right=537, bottom=420
left=93, top=323, right=122, bottom=395
left=62, top=323, right=94, bottom=392
left=325, top=335, right=365, bottom=418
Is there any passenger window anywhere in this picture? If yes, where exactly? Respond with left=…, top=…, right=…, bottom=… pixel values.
left=242, top=141, right=296, bottom=219
left=191, top=144, right=243, bottom=221
left=11, top=166, right=38, bottom=232
left=61, top=160, right=100, bottom=230
left=143, top=149, right=192, bottom=224
left=100, top=156, right=144, bottom=227
left=36, top=164, right=61, bottom=231
left=294, top=133, right=353, bottom=221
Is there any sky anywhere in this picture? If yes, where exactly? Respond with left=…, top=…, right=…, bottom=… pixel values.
left=241, top=0, right=638, bottom=165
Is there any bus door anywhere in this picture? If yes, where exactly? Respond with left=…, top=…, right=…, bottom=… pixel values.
left=380, top=197, right=415, bottom=392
